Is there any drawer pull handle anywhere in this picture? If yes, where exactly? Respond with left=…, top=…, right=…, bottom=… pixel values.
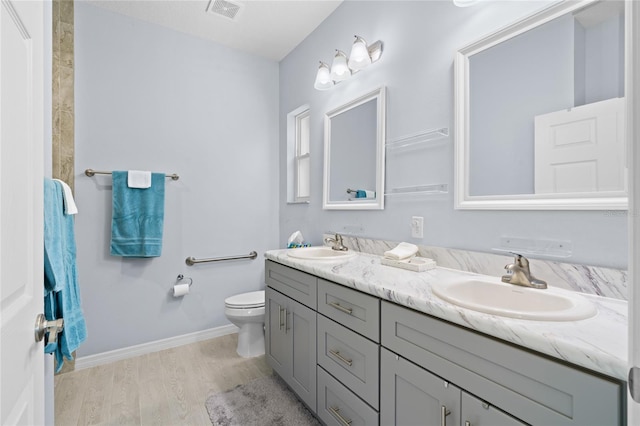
left=441, top=405, right=451, bottom=426
left=329, top=349, right=353, bottom=366
left=329, top=406, right=352, bottom=426
left=279, top=306, right=284, bottom=331
left=329, top=301, right=353, bottom=315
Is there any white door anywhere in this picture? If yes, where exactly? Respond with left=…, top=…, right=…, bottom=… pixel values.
left=629, top=1, right=640, bottom=423
left=534, top=97, right=626, bottom=194
left=0, top=0, right=45, bottom=424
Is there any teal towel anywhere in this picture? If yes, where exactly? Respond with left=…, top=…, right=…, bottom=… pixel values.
left=110, top=171, right=165, bottom=257
left=43, top=179, right=87, bottom=372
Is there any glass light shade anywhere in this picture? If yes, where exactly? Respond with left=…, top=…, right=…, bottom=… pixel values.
left=330, top=50, right=351, bottom=82
left=348, top=36, right=372, bottom=71
left=314, top=62, right=333, bottom=90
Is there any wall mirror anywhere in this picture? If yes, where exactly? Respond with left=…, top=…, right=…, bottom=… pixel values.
left=323, top=86, right=386, bottom=210
left=455, top=0, right=628, bottom=210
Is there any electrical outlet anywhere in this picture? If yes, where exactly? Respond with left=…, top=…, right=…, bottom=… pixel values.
left=411, top=216, right=424, bottom=238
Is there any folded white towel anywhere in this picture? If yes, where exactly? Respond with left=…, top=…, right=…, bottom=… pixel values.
left=364, top=190, right=375, bottom=199
left=384, top=242, right=418, bottom=260
left=52, top=179, right=78, bottom=215
left=127, top=170, right=152, bottom=189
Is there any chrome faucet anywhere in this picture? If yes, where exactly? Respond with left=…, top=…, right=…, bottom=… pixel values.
left=501, top=253, right=547, bottom=289
left=324, top=233, right=348, bottom=251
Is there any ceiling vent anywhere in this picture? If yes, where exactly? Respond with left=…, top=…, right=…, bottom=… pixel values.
left=206, top=0, right=243, bottom=21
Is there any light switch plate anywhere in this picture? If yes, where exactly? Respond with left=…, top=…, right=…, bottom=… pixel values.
left=411, top=216, right=424, bottom=238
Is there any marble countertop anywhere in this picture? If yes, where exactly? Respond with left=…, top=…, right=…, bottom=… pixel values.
left=265, top=249, right=628, bottom=381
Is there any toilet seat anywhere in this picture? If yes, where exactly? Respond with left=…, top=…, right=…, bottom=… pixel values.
left=225, top=290, right=265, bottom=309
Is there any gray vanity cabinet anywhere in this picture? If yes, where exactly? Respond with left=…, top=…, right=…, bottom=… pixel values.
left=265, top=261, right=317, bottom=412
left=264, top=260, right=625, bottom=426
left=381, top=301, right=623, bottom=426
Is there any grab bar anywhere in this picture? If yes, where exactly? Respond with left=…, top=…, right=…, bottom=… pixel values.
left=185, top=251, right=258, bottom=266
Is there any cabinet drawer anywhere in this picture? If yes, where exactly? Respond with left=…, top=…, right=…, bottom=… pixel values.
left=381, top=301, right=623, bottom=426
left=318, top=279, right=380, bottom=342
left=317, top=315, right=379, bottom=409
left=265, top=260, right=317, bottom=309
left=317, top=366, right=379, bottom=426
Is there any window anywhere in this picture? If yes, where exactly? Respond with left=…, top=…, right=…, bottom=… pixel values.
left=287, top=105, right=310, bottom=203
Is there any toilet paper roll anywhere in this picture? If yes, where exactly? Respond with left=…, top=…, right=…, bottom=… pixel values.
left=173, top=283, right=190, bottom=297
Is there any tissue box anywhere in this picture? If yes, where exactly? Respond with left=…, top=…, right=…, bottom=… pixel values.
left=381, top=256, right=437, bottom=272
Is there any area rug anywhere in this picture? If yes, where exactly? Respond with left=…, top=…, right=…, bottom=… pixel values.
left=205, top=374, right=321, bottom=426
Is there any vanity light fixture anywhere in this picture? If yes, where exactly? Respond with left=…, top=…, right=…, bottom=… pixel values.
left=453, top=0, right=479, bottom=6
left=348, top=36, right=372, bottom=70
left=330, top=50, right=351, bottom=82
left=314, top=35, right=383, bottom=90
left=314, top=62, right=334, bottom=90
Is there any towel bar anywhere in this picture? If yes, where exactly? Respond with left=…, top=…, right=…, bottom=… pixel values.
left=85, top=169, right=179, bottom=180
left=186, top=251, right=258, bottom=266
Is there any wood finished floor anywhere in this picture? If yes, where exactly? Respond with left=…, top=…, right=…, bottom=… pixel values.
left=54, top=333, right=272, bottom=426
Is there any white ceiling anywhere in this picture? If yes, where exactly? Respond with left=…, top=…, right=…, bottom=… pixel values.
left=87, top=0, right=343, bottom=61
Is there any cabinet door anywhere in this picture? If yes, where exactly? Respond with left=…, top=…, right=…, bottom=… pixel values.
left=381, top=348, right=461, bottom=426
left=461, top=392, right=528, bottom=426
left=265, top=287, right=292, bottom=380
left=288, top=297, right=317, bottom=412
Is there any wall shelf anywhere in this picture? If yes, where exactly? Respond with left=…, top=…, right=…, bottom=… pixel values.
left=492, top=236, right=573, bottom=258
left=385, top=184, right=448, bottom=196
left=386, top=128, right=449, bottom=150
left=385, top=127, right=450, bottom=197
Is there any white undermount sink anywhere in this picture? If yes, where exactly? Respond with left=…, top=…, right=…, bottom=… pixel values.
left=286, top=246, right=357, bottom=261
left=431, top=276, right=597, bottom=321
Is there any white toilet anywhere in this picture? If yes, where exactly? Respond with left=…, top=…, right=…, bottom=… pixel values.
left=224, top=290, right=265, bottom=358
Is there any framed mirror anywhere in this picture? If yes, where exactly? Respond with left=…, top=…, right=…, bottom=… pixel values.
left=454, top=0, right=628, bottom=210
left=323, top=86, right=386, bottom=210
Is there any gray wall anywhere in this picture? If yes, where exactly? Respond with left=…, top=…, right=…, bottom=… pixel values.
left=278, top=0, right=628, bottom=269
left=74, top=3, right=279, bottom=356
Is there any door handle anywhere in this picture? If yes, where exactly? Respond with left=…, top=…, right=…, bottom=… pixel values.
left=34, top=313, right=63, bottom=343
left=279, top=306, right=284, bottom=331
left=284, top=308, right=289, bottom=333
left=630, top=366, right=640, bottom=403
left=440, top=405, right=451, bottom=426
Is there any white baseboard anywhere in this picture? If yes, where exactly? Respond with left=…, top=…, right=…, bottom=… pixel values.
left=75, top=324, right=239, bottom=371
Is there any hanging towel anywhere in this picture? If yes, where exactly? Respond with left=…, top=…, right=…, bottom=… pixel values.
left=110, top=171, right=165, bottom=257
left=43, top=179, right=87, bottom=372
left=127, top=170, right=152, bottom=189
left=52, top=179, right=78, bottom=215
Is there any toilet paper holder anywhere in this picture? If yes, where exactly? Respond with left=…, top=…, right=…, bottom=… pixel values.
left=176, top=274, right=193, bottom=286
